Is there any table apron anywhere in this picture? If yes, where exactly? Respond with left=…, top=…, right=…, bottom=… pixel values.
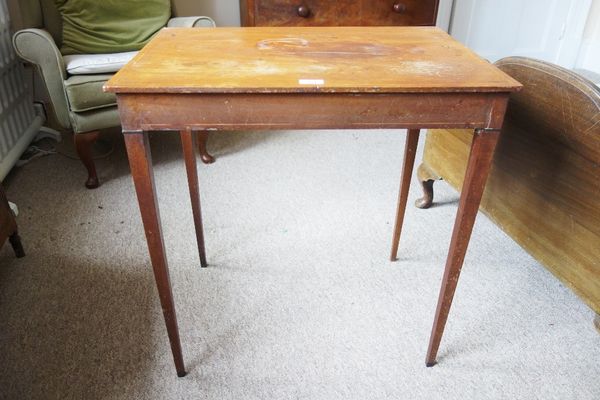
left=116, top=92, right=509, bottom=132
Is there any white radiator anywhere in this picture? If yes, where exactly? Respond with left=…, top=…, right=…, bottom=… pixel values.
left=0, top=0, right=43, bottom=181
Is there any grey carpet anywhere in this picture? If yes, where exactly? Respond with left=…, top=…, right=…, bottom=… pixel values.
left=0, top=129, right=598, bottom=400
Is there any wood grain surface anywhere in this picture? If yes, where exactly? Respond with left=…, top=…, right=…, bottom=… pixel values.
left=104, top=27, right=521, bottom=94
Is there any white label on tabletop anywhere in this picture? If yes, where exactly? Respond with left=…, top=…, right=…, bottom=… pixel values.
left=298, top=79, right=325, bottom=85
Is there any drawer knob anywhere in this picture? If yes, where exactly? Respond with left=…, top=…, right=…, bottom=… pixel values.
left=393, top=3, right=407, bottom=13
left=297, top=4, right=311, bottom=18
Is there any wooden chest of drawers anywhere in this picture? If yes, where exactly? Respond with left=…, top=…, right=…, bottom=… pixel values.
left=240, top=0, right=439, bottom=27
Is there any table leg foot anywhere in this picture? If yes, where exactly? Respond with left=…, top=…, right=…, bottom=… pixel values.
left=426, top=128, right=501, bottom=365
left=390, top=129, right=420, bottom=261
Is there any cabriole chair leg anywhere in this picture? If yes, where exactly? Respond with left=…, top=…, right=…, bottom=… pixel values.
left=74, top=131, right=100, bottom=189
left=9, top=232, right=25, bottom=258
left=197, top=131, right=215, bottom=164
left=415, top=163, right=441, bottom=209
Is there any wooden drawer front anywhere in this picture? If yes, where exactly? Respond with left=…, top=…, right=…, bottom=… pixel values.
left=364, top=0, right=439, bottom=26
left=250, top=0, right=439, bottom=26
left=254, top=0, right=360, bottom=26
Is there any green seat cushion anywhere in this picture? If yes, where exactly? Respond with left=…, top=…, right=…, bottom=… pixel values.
left=64, top=74, right=116, bottom=112
left=55, top=0, right=170, bottom=55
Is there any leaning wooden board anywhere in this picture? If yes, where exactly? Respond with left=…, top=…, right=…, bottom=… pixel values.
left=418, top=58, right=600, bottom=318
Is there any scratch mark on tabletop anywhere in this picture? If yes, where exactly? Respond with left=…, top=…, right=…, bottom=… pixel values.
left=582, top=117, right=600, bottom=135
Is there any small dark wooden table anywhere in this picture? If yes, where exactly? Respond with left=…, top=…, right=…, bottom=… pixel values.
left=0, top=184, right=24, bottom=259
left=104, top=26, right=521, bottom=377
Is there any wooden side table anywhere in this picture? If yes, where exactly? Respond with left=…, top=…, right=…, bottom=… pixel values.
left=0, top=184, right=25, bottom=258
left=105, top=26, right=521, bottom=377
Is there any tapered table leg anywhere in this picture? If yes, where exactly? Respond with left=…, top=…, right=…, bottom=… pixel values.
left=425, top=128, right=501, bottom=367
left=181, top=128, right=208, bottom=268
left=390, top=129, right=420, bottom=261
left=124, top=132, right=186, bottom=377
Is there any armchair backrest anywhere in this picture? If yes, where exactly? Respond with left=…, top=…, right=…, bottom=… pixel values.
left=12, top=0, right=182, bottom=46
left=40, top=0, right=62, bottom=45
left=11, top=0, right=62, bottom=44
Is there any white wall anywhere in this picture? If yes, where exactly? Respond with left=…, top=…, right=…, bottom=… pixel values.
left=172, top=0, right=241, bottom=26
left=576, top=0, right=600, bottom=73
left=436, top=0, right=454, bottom=31
left=448, top=0, right=594, bottom=68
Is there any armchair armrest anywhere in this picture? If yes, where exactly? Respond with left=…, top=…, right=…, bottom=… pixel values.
left=167, top=16, right=216, bottom=28
left=13, top=29, right=71, bottom=129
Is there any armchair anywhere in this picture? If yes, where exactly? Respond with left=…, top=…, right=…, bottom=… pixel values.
left=12, top=0, right=215, bottom=189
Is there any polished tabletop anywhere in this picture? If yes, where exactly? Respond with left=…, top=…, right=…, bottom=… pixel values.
left=104, top=26, right=521, bottom=94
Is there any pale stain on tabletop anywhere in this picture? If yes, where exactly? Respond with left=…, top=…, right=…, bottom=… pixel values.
left=257, top=36, right=395, bottom=59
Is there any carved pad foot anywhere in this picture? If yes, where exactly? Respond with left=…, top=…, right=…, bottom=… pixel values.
left=85, top=176, right=100, bottom=189
left=415, top=163, right=441, bottom=209
left=415, top=179, right=435, bottom=209
left=200, top=153, right=215, bottom=164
